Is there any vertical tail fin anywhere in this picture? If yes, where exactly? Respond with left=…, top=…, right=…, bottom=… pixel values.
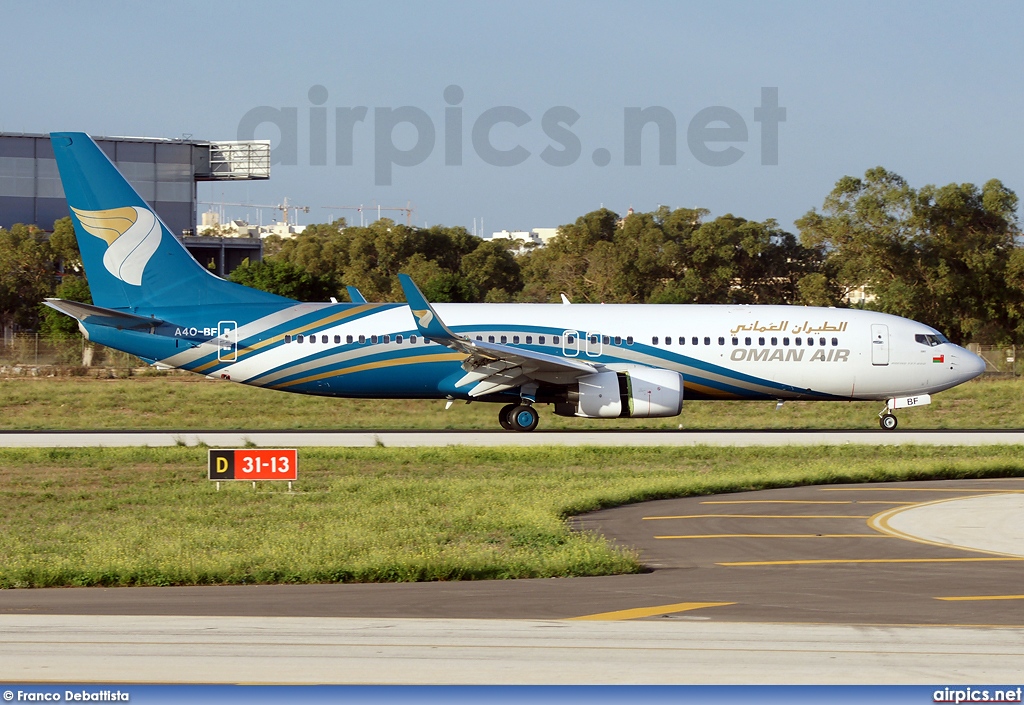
left=50, top=132, right=289, bottom=311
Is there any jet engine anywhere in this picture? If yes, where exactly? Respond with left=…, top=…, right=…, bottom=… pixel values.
left=556, top=368, right=684, bottom=418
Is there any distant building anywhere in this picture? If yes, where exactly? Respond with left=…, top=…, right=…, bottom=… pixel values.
left=488, top=227, right=560, bottom=248
left=0, top=132, right=269, bottom=239
left=844, top=284, right=877, bottom=305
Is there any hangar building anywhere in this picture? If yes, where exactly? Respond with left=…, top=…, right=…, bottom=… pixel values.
left=0, top=132, right=269, bottom=275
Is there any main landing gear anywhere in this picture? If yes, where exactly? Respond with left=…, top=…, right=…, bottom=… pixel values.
left=499, top=403, right=539, bottom=432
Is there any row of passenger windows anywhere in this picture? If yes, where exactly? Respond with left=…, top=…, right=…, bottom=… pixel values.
left=284, top=333, right=430, bottom=345
left=283, top=332, right=840, bottom=348
left=654, top=335, right=840, bottom=347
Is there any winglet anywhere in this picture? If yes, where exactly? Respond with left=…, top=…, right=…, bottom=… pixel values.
left=345, top=285, right=368, bottom=304
left=397, top=273, right=461, bottom=342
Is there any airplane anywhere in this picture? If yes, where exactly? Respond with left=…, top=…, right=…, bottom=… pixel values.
left=44, top=132, right=987, bottom=432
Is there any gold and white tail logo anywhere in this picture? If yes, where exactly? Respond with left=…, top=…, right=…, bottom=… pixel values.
left=71, top=206, right=161, bottom=286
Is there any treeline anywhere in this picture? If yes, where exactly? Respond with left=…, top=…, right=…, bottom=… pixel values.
left=1, top=167, right=1020, bottom=345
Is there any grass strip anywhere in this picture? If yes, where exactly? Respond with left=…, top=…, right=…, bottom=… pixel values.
left=2, top=375, right=1024, bottom=430
left=0, top=445, right=1021, bottom=588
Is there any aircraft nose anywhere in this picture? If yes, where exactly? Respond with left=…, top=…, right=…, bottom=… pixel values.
left=959, top=348, right=987, bottom=381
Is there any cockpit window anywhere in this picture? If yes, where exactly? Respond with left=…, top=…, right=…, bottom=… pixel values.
left=915, top=333, right=942, bottom=347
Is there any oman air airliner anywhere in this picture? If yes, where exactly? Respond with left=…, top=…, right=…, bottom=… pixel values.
left=44, top=132, right=986, bottom=432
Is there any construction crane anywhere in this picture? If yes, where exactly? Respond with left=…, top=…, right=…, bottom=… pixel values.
left=322, top=202, right=414, bottom=227
left=199, top=197, right=311, bottom=226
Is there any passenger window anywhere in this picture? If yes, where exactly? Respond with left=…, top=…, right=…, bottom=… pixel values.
left=704, top=337, right=711, bottom=345
left=758, top=337, right=765, bottom=346
left=591, top=335, right=599, bottom=345
left=745, top=337, right=751, bottom=345
left=795, top=337, right=801, bottom=346
left=500, top=335, right=507, bottom=344
left=831, top=337, right=838, bottom=346
left=358, top=335, right=365, bottom=344
left=513, top=335, right=520, bottom=344
left=718, top=337, right=725, bottom=345
left=371, top=335, right=378, bottom=344
left=807, top=337, right=814, bottom=346
left=476, top=335, right=482, bottom=341
left=539, top=335, right=546, bottom=344
left=488, top=335, right=495, bottom=343
left=382, top=335, right=390, bottom=344
left=553, top=335, right=560, bottom=344
left=783, top=337, right=790, bottom=346
left=678, top=337, right=685, bottom=345
left=297, top=335, right=304, bottom=343
left=819, top=337, right=826, bottom=346
left=568, top=335, right=576, bottom=344
left=396, top=335, right=403, bottom=344
left=411, top=335, right=417, bottom=343
left=602, top=335, right=609, bottom=345
left=526, top=336, right=533, bottom=344
left=614, top=336, right=621, bottom=345
left=346, top=335, right=353, bottom=344
left=626, top=336, right=633, bottom=345
left=664, top=336, right=670, bottom=346
left=692, top=337, right=698, bottom=345
left=322, top=335, right=329, bottom=344
left=732, top=337, right=738, bottom=345
left=771, top=337, right=777, bottom=346
left=652, top=336, right=659, bottom=345
left=285, top=335, right=292, bottom=343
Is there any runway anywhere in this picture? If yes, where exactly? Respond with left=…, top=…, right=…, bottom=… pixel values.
left=5, top=428, right=1024, bottom=447
left=3, top=478, right=1022, bottom=683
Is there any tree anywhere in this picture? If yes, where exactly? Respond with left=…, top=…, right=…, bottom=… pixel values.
left=227, top=258, right=337, bottom=301
left=38, top=275, right=91, bottom=339
left=0, top=224, right=56, bottom=333
left=798, top=167, right=1021, bottom=343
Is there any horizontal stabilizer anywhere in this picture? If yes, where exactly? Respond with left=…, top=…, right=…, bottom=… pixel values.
left=44, top=299, right=164, bottom=331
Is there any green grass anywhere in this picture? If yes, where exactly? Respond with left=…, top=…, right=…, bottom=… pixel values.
left=2, top=374, right=1024, bottom=430
left=0, top=445, right=1021, bottom=588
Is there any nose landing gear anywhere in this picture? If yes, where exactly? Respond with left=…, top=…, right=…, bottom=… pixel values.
left=879, top=411, right=898, bottom=430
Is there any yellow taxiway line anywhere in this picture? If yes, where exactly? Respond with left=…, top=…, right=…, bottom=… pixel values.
left=566, top=601, right=735, bottom=621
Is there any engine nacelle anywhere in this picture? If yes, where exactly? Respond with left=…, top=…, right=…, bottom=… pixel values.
left=623, top=367, right=684, bottom=418
left=577, top=371, right=623, bottom=418
left=568, top=368, right=684, bottom=419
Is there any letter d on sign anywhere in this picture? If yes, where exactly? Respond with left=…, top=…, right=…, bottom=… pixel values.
left=208, top=449, right=235, bottom=480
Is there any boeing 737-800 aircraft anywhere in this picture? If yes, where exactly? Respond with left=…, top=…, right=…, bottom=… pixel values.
left=44, top=132, right=986, bottom=431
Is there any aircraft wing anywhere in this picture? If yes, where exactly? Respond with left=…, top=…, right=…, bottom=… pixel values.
left=397, top=274, right=599, bottom=397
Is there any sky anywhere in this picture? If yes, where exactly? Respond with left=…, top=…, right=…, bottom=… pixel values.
left=3, top=0, right=1022, bottom=234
